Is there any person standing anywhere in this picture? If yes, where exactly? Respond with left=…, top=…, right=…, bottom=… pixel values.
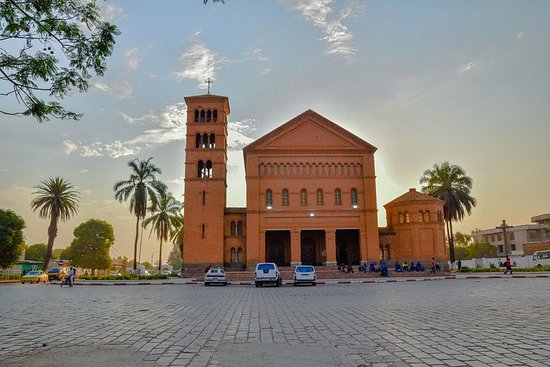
left=504, top=257, right=513, bottom=275
left=431, top=257, right=436, bottom=274
left=457, top=259, right=462, bottom=272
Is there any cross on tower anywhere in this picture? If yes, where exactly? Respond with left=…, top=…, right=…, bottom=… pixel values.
left=205, top=78, right=213, bottom=95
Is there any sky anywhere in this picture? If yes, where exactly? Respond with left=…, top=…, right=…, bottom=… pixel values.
left=1, top=0, right=549, bottom=264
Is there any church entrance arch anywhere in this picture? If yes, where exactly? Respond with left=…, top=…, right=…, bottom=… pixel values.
left=300, top=230, right=325, bottom=265
left=265, top=230, right=290, bottom=266
left=336, top=229, right=360, bottom=265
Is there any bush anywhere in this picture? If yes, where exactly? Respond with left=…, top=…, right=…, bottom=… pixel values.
left=459, top=266, right=471, bottom=272
left=78, top=274, right=168, bottom=281
left=0, top=274, right=21, bottom=280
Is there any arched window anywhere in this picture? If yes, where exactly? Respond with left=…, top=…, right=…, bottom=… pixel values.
left=230, top=221, right=236, bottom=236
left=230, top=247, right=237, bottom=263
left=200, top=109, right=206, bottom=122
left=266, top=189, right=273, bottom=208
left=206, top=109, right=212, bottom=122
left=398, top=212, right=405, bottom=224
left=194, top=109, right=199, bottom=122
left=209, top=133, right=215, bottom=148
left=195, top=133, right=201, bottom=148
left=351, top=188, right=358, bottom=207
left=205, top=160, right=212, bottom=178
left=201, top=224, right=206, bottom=238
left=237, top=247, right=243, bottom=262
left=300, top=189, right=308, bottom=206
left=317, top=189, right=324, bottom=205
left=282, top=189, right=289, bottom=206
left=197, top=160, right=204, bottom=178
left=335, top=189, right=342, bottom=206
left=213, top=109, right=218, bottom=122
left=405, top=211, right=410, bottom=223
left=237, top=221, right=243, bottom=236
left=423, top=210, right=430, bottom=222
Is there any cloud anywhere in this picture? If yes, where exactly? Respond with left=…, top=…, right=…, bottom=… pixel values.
left=100, top=3, right=124, bottom=23
left=281, top=0, right=364, bottom=57
left=458, top=62, right=478, bottom=74
left=125, top=103, right=187, bottom=145
left=119, top=110, right=158, bottom=124
left=516, top=31, right=524, bottom=40
left=174, top=44, right=229, bottom=89
left=105, top=141, right=141, bottom=158
left=227, top=119, right=256, bottom=150
left=124, top=48, right=141, bottom=71
left=92, top=81, right=134, bottom=99
left=63, top=140, right=78, bottom=155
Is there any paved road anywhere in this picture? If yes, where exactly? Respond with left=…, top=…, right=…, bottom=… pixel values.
left=1, top=278, right=549, bottom=367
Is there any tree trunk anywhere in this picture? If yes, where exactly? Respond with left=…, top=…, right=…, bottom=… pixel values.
left=449, top=220, right=455, bottom=263
left=133, top=216, right=140, bottom=271
left=42, top=214, right=58, bottom=271
left=158, top=238, right=163, bottom=274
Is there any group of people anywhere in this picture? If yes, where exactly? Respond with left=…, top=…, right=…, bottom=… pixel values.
left=394, top=261, right=427, bottom=272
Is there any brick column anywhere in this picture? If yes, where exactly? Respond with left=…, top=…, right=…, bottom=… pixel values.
left=290, top=229, right=301, bottom=266
left=325, top=229, right=337, bottom=266
left=259, top=230, right=266, bottom=263
left=360, top=230, right=369, bottom=263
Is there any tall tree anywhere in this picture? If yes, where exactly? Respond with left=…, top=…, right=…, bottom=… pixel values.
left=25, top=243, right=47, bottom=261
left=0, top=0, right=119, bottom=121
left=0, top=209, right=25, bottom=269
left=31, top=177, right=79, bottom=271
left=170, top=212, right=184, bottom=258
left=64, top=218, right=114, bottom=275
left=113, top=157, right=166, bottom=272
left=420, top=161, right=476, bottom=263
left=167, top=243, right=182, bottom=270
left=143, top=191, right=181, bottom=273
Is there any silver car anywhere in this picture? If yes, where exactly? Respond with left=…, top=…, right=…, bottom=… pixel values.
left=293, top=265, right=316, bottom=286
left=204, top=268, right=227, bottom=286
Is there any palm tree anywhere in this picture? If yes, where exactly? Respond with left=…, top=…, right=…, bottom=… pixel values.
left=170, top=212, right=184, bottom=265
left=31, top=177, right=80, bottom=271
left=113, top=157, right=166, bottom=271
left=420, top=161, right=477, bottom=263
left=143, top=191, right=181, bottom=273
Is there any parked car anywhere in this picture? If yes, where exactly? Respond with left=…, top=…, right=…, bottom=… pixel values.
left=21, top=271, right=48, bottom=284
left=204, top=267, right=227, bottom=286
left=293, top=265, right=316, bottom=286
left=255, top=262, right=282, bottom=287
left=47, top=267, right=66, bottom=281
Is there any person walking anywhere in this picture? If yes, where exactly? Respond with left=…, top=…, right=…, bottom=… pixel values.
left=504, top=257, right=513, bottom=275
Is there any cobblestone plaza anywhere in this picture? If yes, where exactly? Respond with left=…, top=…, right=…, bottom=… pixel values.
left=1, top=278, right=549, bottom=366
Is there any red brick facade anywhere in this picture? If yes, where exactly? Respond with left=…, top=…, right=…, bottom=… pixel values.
left=183, top=94, right=447, bottom=270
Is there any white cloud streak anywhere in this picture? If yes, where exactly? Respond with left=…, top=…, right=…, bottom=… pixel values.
left=174, top=44, right=229, bottom=89
left=282, top=0, right=364, bottom=57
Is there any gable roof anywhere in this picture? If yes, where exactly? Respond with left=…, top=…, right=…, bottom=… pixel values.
left=243, top=109, right=377, bottom=154
left=384, top=188, right=445, bottom=207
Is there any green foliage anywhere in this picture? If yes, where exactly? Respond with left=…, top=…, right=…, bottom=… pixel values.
left=65, top=218, right=114, bottom=271
left=51, top=248, right=64, bottom=259
left=31, top=177, right=79, bottom=271
left=141, top=261, right=153, bottom=270
left=79, top=273, right=168, bottom=281
left=455, top=242, right=497, bottom=260
left=0, top=273, right=21, bottom=280
left=0, top=0, right=120, bottom=121
left=25, top=243, right=47, bottom=261
left=0, top=209, right=25, bottom=269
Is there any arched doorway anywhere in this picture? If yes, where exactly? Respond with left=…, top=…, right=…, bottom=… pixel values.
left=265, top=230, right=290, bottom=266
left=301, top=237, right=316, bottom=265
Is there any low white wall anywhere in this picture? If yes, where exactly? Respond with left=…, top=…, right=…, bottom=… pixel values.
left=458, top=256, right=543, bottom=269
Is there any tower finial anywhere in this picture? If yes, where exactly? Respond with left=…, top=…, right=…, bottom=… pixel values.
left=205, top=78, right=213, bottom=95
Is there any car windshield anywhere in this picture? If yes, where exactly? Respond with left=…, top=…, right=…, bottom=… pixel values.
left=210, top=269, right=219, bottom=274
left=296, top=266, right=314, bottom=273
left=257, top=263, right=275, bottom=271
left=26, top=271, right=39, bottom=275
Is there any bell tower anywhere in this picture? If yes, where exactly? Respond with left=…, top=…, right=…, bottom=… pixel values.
left=183, top=94, right=230, bottom=268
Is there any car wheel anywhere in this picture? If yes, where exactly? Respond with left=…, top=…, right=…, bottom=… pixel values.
left=255, top=282, right=259, bottom=287
left=21, top=281, right=24, bottom=284
left=293, top=282, right=297, bottom=286
left=204, top=282, right=208, bottom=286
left=312, top=282, right=317, bottom=286
left=223, top=282, right=227, bottom=286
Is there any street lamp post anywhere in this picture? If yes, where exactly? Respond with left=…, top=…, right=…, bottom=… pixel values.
left=496, top=220, right=513, bottom=258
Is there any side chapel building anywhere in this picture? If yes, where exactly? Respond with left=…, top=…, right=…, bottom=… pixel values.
left=183, top=94, right=447, bottom=270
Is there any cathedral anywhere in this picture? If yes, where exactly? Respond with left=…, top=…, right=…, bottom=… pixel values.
left=182, top=94, right=447, bottom=270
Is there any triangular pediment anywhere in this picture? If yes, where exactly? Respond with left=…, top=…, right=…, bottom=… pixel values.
left=244, top=110, right=376, bottom=152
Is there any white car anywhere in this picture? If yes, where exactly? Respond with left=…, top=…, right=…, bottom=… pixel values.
left=293, top=265, right=316, bottom=286
left=255, top=262, right=282, bottom=287
left=204, top=268, right=227, bottom=286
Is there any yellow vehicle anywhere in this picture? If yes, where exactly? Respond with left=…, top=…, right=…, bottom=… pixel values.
left=47, top=267, right=67, bottom=281
left=21, top=271, right=49, bottom=284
